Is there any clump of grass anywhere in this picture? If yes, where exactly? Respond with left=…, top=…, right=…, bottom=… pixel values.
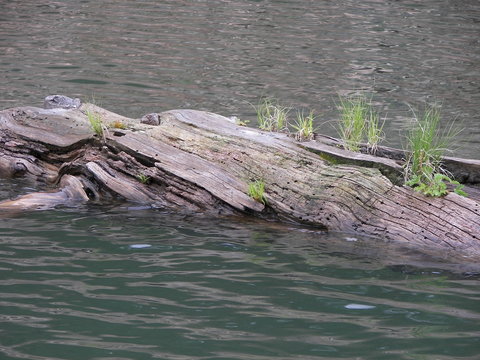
left=248, top=180, right=267, bottom=205
left=292, top=110, right=316, bottom=141
left=86, top=109, right=104, bottom=138
left=137, top=173, right=151, bottom=184
left=336, top=94, right=383, bottom=153
left=405, top=105, right=442, bottom=179
left=337, top=95, right=368, bottom=152
left=255, top=98, right=289, bottom=132
left=365, top=108, right=384, bottom=155
left=404, top=104, right=465, bottom=197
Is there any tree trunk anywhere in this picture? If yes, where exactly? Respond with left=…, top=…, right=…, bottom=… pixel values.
left=1, top=98, right=479, bottom=263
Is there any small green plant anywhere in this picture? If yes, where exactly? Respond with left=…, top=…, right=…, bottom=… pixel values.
left=292, top=110, right=316, bottom=141
left=404, top=105, right=461, bottom=178
left=365, top=109, right=384, bottom=155
left=255, top=98, right=289, bottom=132
left=337, top=95, right=369, bottom=151
left=248, top=180, right=267, bottom=205
left=406, top=173, right=466, bottom=197
left=86, top=109, right=104, bottom=137
left=336, top=94, right=383, bottom=153
left=404, top=104, right=465, bottom=197
left=137, top=173, right=151, bottom=184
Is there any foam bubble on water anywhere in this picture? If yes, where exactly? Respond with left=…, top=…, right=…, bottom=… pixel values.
left=129, top=244, right=152, bottom=249
left=345, top=303, right=376, bottom=310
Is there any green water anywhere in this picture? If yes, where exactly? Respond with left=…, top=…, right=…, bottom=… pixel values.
left=1, top=205, right=479, bottom=360
left=1, top=1, right=480, bottom=358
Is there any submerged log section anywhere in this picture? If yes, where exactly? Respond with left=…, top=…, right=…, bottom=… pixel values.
left=1, top=96, right=479, bottom=261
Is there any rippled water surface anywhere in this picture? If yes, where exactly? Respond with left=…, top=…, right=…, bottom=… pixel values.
left=1, top=1, right=480, bottom=359
left=1, top=0, right=479, bottom=156
left=1, top=205, right=480, bottom=360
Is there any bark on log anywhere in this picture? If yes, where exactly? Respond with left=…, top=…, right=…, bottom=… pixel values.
left=1, top=98, right=479, bottom=264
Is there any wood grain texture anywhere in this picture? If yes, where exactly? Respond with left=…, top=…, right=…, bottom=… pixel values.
left=0, top=102, right=479, bottom=262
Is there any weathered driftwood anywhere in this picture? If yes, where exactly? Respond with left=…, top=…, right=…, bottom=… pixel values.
left=1, top=96, right=479, bottom=263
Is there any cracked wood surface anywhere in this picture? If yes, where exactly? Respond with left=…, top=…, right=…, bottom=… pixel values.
left=1, top=102, right=479, bottom=262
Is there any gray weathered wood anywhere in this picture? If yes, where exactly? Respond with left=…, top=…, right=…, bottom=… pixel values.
left=1, top=100, right=479, bottom=263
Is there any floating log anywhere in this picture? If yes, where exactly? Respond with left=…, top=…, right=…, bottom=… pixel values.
left=1, top=96, right=479, bottom=263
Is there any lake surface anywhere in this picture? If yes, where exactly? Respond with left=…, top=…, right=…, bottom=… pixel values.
left=1, top=0, right=479, bottom=156
left=1, top=1, right=480, bottom=359
left=1, top=203, right=480, bottom=360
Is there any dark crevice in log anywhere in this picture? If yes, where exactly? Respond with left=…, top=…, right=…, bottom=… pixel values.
left=106, top=141, right=157, bottom=168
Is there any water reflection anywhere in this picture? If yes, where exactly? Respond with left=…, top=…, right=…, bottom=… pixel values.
left=0, top=0, right=479, bottom=156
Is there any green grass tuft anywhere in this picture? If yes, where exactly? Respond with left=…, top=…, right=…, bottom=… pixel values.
left=292, top=110, right=316, bottom=141
left=137, top=173, right=151, bottom=184
left=337, top=95, right=368, bottom=152
left=405, top=105, right=443, bottom=178
left=365, top=108, right=384, bottom=155
left=86, top=109, right=104, bottom=137
left=336, top=94, right=383, bottom=153
left=248, top=180, right=267, bottom=205
left=255, top=98, right=289, bottom=132
left=404, top=104, right=464, bottom=197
